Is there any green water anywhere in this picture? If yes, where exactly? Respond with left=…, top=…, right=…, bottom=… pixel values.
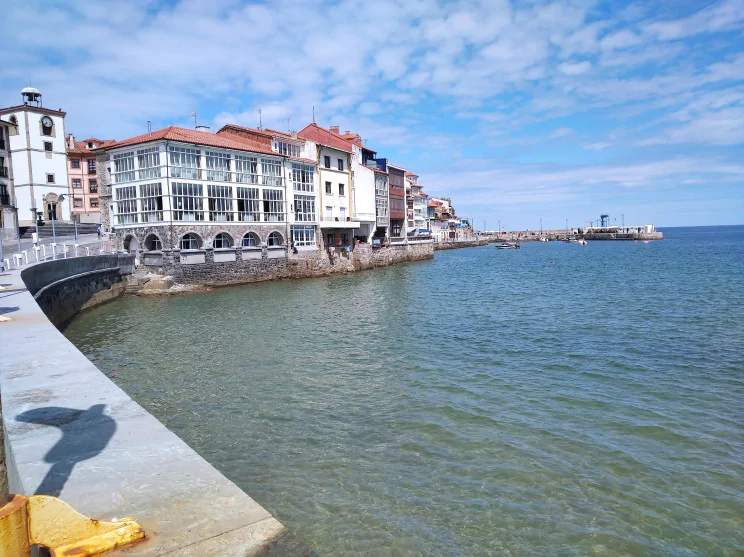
left=65, top=226, right=744, bottom=556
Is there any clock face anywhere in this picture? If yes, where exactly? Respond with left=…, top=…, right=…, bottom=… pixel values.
left=41, top=116, right=53, bottom=128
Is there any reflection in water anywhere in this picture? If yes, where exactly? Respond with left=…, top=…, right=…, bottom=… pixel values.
left=65, top=227, right=744, bottom=556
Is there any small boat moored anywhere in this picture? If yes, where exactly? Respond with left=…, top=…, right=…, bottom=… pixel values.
left=496, top=242, right=520, bottom=249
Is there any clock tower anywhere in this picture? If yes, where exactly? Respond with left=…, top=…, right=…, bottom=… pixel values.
left=0, top=88, right=70, bottom=226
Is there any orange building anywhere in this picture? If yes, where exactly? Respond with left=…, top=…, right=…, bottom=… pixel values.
left=66, top=135, right=114, bottom=223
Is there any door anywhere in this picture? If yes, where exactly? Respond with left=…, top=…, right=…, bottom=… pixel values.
left=47, top=202, right=57, bottom=221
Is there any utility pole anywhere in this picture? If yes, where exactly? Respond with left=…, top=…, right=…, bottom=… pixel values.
left=0, top=403, right=9, bottom=505
left=257, top=108, right=263, bottom=130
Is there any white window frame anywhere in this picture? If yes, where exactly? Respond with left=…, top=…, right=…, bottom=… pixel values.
left=292, top=163, right=314, bottom=192
left=294, top=194, right=315, bottom=222
left=140, top=182, right=164, bottom=223
left=115, top=185, right=138, bottom=224
left=207, top=184, right=233, bottom=222
left=291, top=225, right=316, bottom=247
left=236, top=187, right=260, bottom=221
left=171, top=182, right=204, bottom=221
left=113, top=151, right=136, bottom=183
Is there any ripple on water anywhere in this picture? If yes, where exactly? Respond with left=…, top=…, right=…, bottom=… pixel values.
left=64, top=227, right=744, bottom=556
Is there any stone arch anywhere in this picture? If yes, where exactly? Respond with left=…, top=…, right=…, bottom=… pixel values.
left=123, top=234, right=139, bottom=254
left=144, top=233, right=163, bottom=251
left=212, top=232, right=234, bottom=249
left=179, top=232, right=203, bottom=250
left=42, top=193, right=61, bottom=221
left=267, top=230, right=284, bottom=246
left=241, top=232, right=260, bottom=248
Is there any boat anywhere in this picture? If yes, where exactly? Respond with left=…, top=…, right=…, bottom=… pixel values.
left=577, top=239, right=587, bottom=245
left=496, top=242, right=520, bottom=249
left=539, top=237, right=549, bottom=242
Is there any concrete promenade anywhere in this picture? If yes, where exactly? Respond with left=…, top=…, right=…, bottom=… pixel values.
left=0, top=257, right=310, bottom=555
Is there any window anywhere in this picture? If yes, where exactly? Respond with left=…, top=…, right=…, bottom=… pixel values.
left=115, top=186, right=138, bottom=224
left=391, top=221, right=403, bottom=237
left=46, top=173, right=54, bottom=183
left=180, top=233, right=201, bottom=250
left=71, top=159, right=80, bottom=169
left=145, top=234, right=162, bottom=251
left=376, top=197, right=388, bottom=221
left=171, top=182, right=203, bottom=221
left=339, top=183, right=345, bottom=196
left=324, top=155, right=331, bottom=168
left=262, top=189, right=284, bottom=222
left=267, top=231, right=283, bottom=246
left=292, top=163, right=314, bottom=192
left=137, top=147, right=161, bottom=179
left=236, top=187, right=260, bottom=221
left=341, top=232, right=349, bottom=245
left=140, top=182, right=163, bottom=222
left=325, top=181, right=332, bottom=194
left=88, top=159, right=96, bottom=174
left=291, top=225, right=315, bottom=247
left=44, top=142, right=53, bottom=152
left=206, top=151, right=231, bottom=181
left=260, top=158, right=283, bottom=186
left=208, top=184, right=233, bottom=222
left=274, top=140, right=301, bottom=158
left=113, top=151, right=136, bottom=183
left=213, top=232, right=232, bottom=249
left=73, top=198, right=83, bottom=207
left=294, top=194, right=315, bottom=222
left=169, top=146, right=200, bottom=179
left=337, top=158, right=344, bottom=171
left=90, top=198, right=99, bottom=208
left=89, top=180, right=98, bottom=193
left=241, top=232, right=259, bottom=247
left=326, top=233, right=334, bottom=247
left=72, top=179, right=81, bottom=188
left=375, top=174, right=387, bottom=196
left=325, top=205, right=333, bottom=220
left=235, top=155, right=259, bottom=184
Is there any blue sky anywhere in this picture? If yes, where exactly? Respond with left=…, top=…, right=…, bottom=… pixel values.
left=2, top=0, right=743, bottom=229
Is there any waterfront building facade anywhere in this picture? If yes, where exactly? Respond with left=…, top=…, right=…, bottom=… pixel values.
left=342, top=130, right=377, bottom=242
left=298, top=124, right=357, bottom=249
left=96, top=126, right=291, bottom=258
left=67, top=136, right=115, bottom=223
left=0, top=88, right=70, bottom=225
left=0, top=118, right=18, bottom=242
left=387, top=163, right=407, bottom=240
left=217, top=124, right=320, bottom=251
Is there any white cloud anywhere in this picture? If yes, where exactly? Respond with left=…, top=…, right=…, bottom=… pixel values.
left=557, top=61, right=592, bottom=75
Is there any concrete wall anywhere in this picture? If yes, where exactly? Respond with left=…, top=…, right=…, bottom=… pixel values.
left=0, top=257, right=309, bottom=555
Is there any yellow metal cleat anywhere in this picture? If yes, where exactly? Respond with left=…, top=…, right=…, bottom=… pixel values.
left=0, top=494, right=145, bottom=556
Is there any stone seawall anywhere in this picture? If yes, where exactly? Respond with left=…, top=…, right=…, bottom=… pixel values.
left=20, top=254, right=135, bottom=328
left=141, top=241, right=435, bottom=286
left=434, top=239, right=489, bottom=250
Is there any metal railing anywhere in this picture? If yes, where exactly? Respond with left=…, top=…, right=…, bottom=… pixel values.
left=2, top=235, right=119, bottom=272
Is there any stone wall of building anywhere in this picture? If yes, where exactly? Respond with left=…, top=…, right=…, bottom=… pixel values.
left=434, top=238, right=488, bottom=250
left=114, top=223, right=289, bottom=252
left=96, top=153, right=112, bottom=233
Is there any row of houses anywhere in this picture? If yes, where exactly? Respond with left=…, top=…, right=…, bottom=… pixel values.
left=0, top=88, right=474, bottom=253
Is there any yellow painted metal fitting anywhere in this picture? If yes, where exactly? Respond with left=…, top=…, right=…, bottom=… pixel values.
left=0, top=494, right=145, bottom=556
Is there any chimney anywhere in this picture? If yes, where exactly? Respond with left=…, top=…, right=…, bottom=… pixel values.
left=291, top=131, right=298, bottom=139
left=67, top=134, right=74, bottom=149
left=345, top=130, right=351, bottom=135
left=330, top=125, right=340, bottom=135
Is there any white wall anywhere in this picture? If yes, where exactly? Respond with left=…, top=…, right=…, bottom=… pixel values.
left=317, top=146, right=351, bottom=222
left=350, top=145, right=375, bottom=223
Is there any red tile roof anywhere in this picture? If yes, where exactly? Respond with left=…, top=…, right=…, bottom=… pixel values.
left=93, top=126, right=277, bottom=156
left=67, top=139, right=116, bottom=155
left=428, top=200, right=440, bottom=207
left=406, top=171, right=419, bottom=177
left=362, top=164, right=388, bottom=174
left=298, top=123, right=352, bottom=153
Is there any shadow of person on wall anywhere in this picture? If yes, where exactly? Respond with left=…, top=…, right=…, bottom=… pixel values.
left=15, top=404, right=116, bottom=496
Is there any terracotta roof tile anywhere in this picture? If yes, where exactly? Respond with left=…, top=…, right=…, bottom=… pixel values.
left=67, top=139, right=116, bottom=155
left=93, top=126, right=278, bottom=156
left=298, top=123, right=353, bottom=153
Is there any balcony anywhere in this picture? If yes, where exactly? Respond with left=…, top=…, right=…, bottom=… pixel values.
left=0, top=167, right=8, bottom=178
left=352, top=211, right=376, bottom=222
left=320, top=216, right=361, bottom=229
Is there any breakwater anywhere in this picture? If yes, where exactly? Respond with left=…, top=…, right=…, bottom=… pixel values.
left=484, top=228, right=663, bottom=242
left=0, top=257, right=311, bottom=555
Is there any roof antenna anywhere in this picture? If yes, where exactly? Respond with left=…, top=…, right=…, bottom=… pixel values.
left=286, top=116, right=291, bottom=132
left=147, top=120, right=152, bottom=136
left=191, top=112, right=197, bottom=129
left=312, top=106, right=315, bottom=124
left=257, top=108, right=262, bottom=130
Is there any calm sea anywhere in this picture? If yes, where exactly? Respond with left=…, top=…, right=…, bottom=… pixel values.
left=65, top=226, right=744, bottom=556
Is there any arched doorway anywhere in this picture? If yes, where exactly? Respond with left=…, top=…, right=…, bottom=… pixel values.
left=43, top=193, right=60, bottom=221
left=123, top=235, right=139, bottom=254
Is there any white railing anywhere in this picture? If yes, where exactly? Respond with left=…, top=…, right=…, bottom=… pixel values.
left=1, top=236, right=119, bottom=271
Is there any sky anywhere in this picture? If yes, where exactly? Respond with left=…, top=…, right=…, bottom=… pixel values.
left=2, top=0, right=743, bottom=230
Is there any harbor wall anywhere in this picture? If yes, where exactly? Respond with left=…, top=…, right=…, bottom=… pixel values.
left=0, top=258, right=310, bottom=555
left=21, top=254, right=134, bottom=327
left=140, top=241, right=435, bottom=286
left=434, top=238, right=489, bottom=250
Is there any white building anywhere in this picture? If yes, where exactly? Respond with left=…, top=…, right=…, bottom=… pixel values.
left=0, top=88, right=70, bottom=226
left=341, top=131, right=376, bottom=241
left=298, top=124, right=359, bottom=249
left=0, top=118, right=18, bottom=242
left=216, top=125, right=320, bottom=251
